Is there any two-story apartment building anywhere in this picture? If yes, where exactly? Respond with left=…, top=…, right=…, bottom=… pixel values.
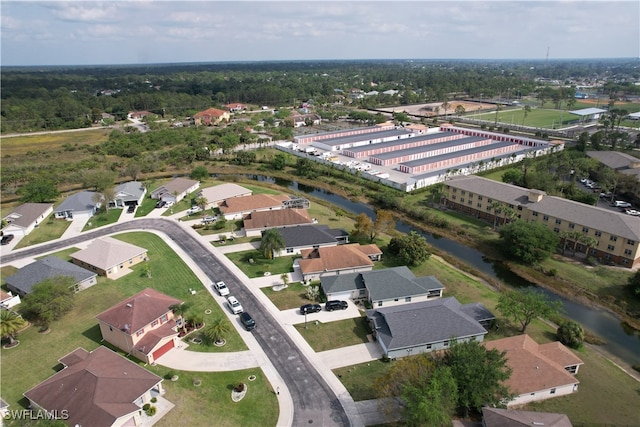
left=442, top=175, right=640, bottom=267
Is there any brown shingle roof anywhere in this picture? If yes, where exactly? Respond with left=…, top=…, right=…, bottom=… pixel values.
left=243, top=208, right=313, bottom=230
left=220, top=194, right=289, bottom=215
left=484, top=335, right=582, bottom=396
left=24, top=346, right=161, bottom=427
left=96, top=288, right=182, bottom=334
left=299, top=244, right=380, bottom=274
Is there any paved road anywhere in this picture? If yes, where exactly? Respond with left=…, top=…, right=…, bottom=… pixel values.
left=1, top=218, right=350, bottom=426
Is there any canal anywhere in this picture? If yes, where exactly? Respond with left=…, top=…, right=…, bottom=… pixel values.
left=252, top=175, right=640, bottom=366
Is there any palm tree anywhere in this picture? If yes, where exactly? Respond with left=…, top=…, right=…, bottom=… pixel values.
left=1, top=309, right=28, bottom=347
left=280, top=273, right=290, bottom=287
left=170, top=303, right=191, bottom=334
left=195, top=196, right=208, bottom=216
left=522, top=105, right=531, bottom=125
left=259, top=229, right=285, bottom=260
left=490, top=201, right=505, bottom=230
left=202, top=317, right=231, bottom=345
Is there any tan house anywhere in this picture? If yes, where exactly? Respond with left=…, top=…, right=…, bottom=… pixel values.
left=200, top=183, right=252, bottom=208
left=70, top=236, right=148, bottom=278
left=2, top=203, right=53, bottom=236
left=150, top=177, right=200, bottom=203
left=297, top=243, right=382, bottom=281
left=244, top=208, right=314, bottom=237
left=96, top=288, right=182, bottom=364
left=219, top=193, right=290, bottom=220
left=24, top=346, right=166, bottom=427
left=193, top=107, right=230, bottom=126
left=484, top=335, right=583, bottom=407
left=443, top=175, right=640, bottom=268
left=482, top=407, right=573, bottom=427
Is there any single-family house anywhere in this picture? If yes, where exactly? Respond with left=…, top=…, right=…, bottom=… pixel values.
left=366, top=296, right=494, bottom=359
left=226, top=103, right=247, bottom=113
left=321, top=266, right=445, bottom=307
left=219, top=193, right=290, bottom=220
left=2, top=203, right=53, bottom=236
left=484, top=335, right=584, bottom=407
left=150, top=178, right=200, bottom=203
left=111, top=181, right=147, bottom=208
left=128, top=111, right=152, bottom=119
left=0, top=289, right=21, bottom=309
left=54, top=191, right=102, bottom=220
left=244, top=208, right=314, bottom=237
left=95, top=288, right=182, bottom=364
left=70, top=236, right=148, bottom=278
left=24, top=346, right=166, bottom=427
left=4, top=256, right=97, bottom=297
left=482, top=407, right=573, bottom=427
left=193, top=108, right=230, bottom=126
left=292, top=113, right=322, bottom=128
left=200, top=183, right=252, bottom=208
left=272, top=224, right=349, bottom=257
left=297, top=243, right=382, bottom=282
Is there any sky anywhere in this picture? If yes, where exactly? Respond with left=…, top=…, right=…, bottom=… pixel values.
left=1, top=1, right=639, bottom=66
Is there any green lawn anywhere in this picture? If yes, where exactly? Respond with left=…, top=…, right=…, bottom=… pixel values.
left=135, top=196, right=160, bottom=217
left=13, top=218, right=71, bottom=249
left=262, top=282, right=318, bottom=310
left=333, top=359, right=395, bottom=401
left=82, top=208, right=122, bottom=231
left=226, top=250, right=296, bottom=278
left=1, top=232, right=249, bottom=415
left=294, top=315, right=370, bottom=352
left=472, top=108, right=580, bottom=128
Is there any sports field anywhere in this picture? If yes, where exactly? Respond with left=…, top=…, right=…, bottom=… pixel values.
left=470, top=107, right=580, bottom=129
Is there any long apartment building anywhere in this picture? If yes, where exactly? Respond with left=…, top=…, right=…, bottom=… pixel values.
left=443, top=175, right=640, bottom=268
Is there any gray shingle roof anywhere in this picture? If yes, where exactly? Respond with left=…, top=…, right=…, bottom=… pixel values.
left=4, top=256, right=96, bottom=294
left=113, top=181, right=146, bottom=203
left=54, top=191, right=101, bottom=214
left=275, top=224, right=348, bottom=248
left=366, top=297, right=490, bottom=351
left=3, top=203, right=52, bottom=228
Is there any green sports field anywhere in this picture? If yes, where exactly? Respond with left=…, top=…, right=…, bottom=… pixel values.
left=470, top=107, right=580, bottom=129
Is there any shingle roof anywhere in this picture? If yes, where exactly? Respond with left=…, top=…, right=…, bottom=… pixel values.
left=366, top=297, right=490, bottom=351
left=298, top=243, right=380, bottom=274
left=2, top=203, right=52, bottom=229
left=113, top=181, right=146, bottom=202
left=484, top=335, right=582, bottom=396
left=150, top=178, right=199, bottom=198
left=275, top=224, right=349, bottom=248
left=201, top=183, right=252, bottom=204
left=24, top=346, right=161, bottom=427
left=194, top=107, right=227, bottom=118
left=244, top=208, right=313, bottom=230
left=55, top=191, right=101, bottom=213
left=4, top=256, right=96, bottom=294
left=586, top=150, right=640, bottom=170
left=95, top=288, right=182, bottom=334
left=482, top=407, right=573, bottom=427
left=70, top=236, right=147, bottom=270
left=220, top=194, right=289, bottom=214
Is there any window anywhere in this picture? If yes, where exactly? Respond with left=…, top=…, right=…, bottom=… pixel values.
left=555, top=218, right=562, bottom=224
left=569, top=223, right=575, bottom=229
left=550, top=388, right=556, bottom=395
left=109, top=326, right=113, bottom=331
left=582, top=227, right=589, bottom=233
left=405, top=296, right=412, bottom=302
left=460, top=198, right=465, bottom=203
left=607, top=245, right=615, bottom=251
left=377, top=301, right=383, bottom=307
left=443, top=340, right=450, bottom=348
left=136, top=329, right=145, bottom=337
left=624, top=249, right=632, bottom=256
left=478, top=196, right=483, bottom=201
left=394, top=298, right=399, bottom=302
left=161, top=314, right=168, bottom=323
left=461, top=190, right=466, bottom=195
left=468, top=192, right=474, bottom=198
left=452, top=188, right=457, bottom=193
left=286, top=248, right=294, bottom=253
left=610, top=236, right=618, bottom=242
left=477, top=203, right=482, bottom=208
left=532, top=211, right=538, bottom=217
left=452, top=195, right=456, bottom=200
left=554, top=228, right=560, bottom=233
left=151, top=320, right=158, bottom=327
left=517, top=206, right=523, bottom=211
left=628, top=240, right=636, bottom=246
left=595, top=231, right=602, bottom=237
left=426, top=344, right=432, bottom=350
left=487, top=198, right=493, bottom=203
left=543, top=215, right=549, bottom=221
left=468, top=199, right=473, bottom=205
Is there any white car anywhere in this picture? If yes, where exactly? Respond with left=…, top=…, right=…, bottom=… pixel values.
left=214, top=281, right=229, bottom=296
left=625, top=209, right=640, bottom=216
left=186, top=206, right=203, bottom=215
left=202, top=216, right=217, bottom=223
left=227, top=296, right=243, bottom=314
left=614, top=201, right=632, bottom=208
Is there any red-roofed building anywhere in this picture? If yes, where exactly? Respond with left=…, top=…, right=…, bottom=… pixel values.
left=96, top=288, right=182, bottom=364
left=194, top=107, right=230, bottom=126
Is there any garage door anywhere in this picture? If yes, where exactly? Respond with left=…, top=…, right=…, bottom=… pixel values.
left=152, top=339, right=174, bottom=361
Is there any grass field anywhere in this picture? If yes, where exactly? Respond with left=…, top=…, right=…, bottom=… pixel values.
left=1, top=232, right=257, bottom=421
left=13, top=217, right=71, bottom=249
left=226, top=250, right=296, bottom=278
left=0, top=128, right=111, bottom=157
left=471, top=107, right=580, bottom=128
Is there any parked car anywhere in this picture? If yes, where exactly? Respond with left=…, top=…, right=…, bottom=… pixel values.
left=165, top=201, right=174, bottom=207
left=624, top=209, right=640, bottom=216
left=155, top=201, right=167, bottom=208
left=127, top=205, right=135, bottom=213
left=240, top=312, right=256, bottom=331
left=599, top=192, right=612, bottom=199
left=202, top=216, right=217, bottom=223
left=227, top=295, right=243, bottom=314
left=300, top=303, right=321, bottom=315
left=213, top=281, right=230, bottom=296
left=325, top=300, right=348, bottom=311
left=613, top=201, right=632, bottom=208
left=186, top=206, right=203, bottom=215
left=1, top=234, right=15, bottom=245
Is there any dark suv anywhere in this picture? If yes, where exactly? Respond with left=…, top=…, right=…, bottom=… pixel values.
left=325, top=300, right=348, bottom=311
left=240, top=312, right=256, bottom=331
left=300, top=303, right=321, bottom=315
left=1, top=234, right=15, bottom=245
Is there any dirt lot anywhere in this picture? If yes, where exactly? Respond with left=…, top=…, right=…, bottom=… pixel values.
left=376, top=101, right=496, bottom=117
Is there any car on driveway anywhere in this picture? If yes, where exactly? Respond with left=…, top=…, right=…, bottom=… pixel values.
left=625, top=209, right=640, bottom=216
left=155, top=201, right=167, bottom=208
left=325, top=300, right=348, bottom=311
left=227, top=295, right=243, bottom=314
left=213, top=281, right=230, bottom=296
left=186, top=206, right=203, bottom=215
left=202, top=216, right=217, bottom=223
left=127, top=205, right=135, bottom=213
left=1, top=234, right=15, bottom=245
left=240, top=312, right=256, bottom=331
left=300, top=303, right=321, bottom=315
left=613, top=201, right=632, bottom=208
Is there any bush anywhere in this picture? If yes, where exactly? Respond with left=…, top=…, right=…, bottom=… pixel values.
left=145, top=406, right=157, bottom=416
left=557, top=320, right=584, bottom=349
left=150, top=397, right=157, bottom=403
left=142, top=403, right=151, bottom=411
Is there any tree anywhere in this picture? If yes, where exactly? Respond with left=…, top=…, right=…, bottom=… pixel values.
left=0, top=309, right=28, bottom=347
left=501, top=169, right=523, bottom=186
left=388, top=231, right=431, bottom=266
left=101, top=186, right=117, bottom=211
left=201, top=317, right=231, bottom=344
left=190, top=165, right=209, bottom=180
left=373, top=209, right=395, bottom=241
left=195, top=196, right=208, bottom=214
left=496, top=287, right=563, bottom=333
left=124, top=162, right=142, bottom=181
left=454, top=104, right=466, bottom=115
left=352, top=213, right=374, bottom=241
left=170, top=302, right=191, bottom=334
left=81, top=169, right=116, bottom=192
left=18, top=179, right=60, bottom=203
left=557, top=320, right=584, bottom=349
left=499, top=220, right=559, bottom=264
left=20, top=276, right=76, bottom=330
left=627, top=270, right=640, bottom=298
left=442, top=339, right=513, bottom=418
left=259, top=229, right=285, bottom=260
left=521, top=105, right=531, bottom=125
left=373, top=354, right=457, bottom=426
left=280, top=273, right=290, bottom=287
left=271, top=153, right=286, bottom=170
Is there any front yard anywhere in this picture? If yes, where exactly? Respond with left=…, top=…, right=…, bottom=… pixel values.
left=226, top=250, right=297, bottom=278
left=294, top=315, right=371, bottom=352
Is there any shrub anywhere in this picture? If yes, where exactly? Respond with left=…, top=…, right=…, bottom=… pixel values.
left=145, top=406, right=157, bottom=416
left=557, top=320, right=584, bottom=349
left=150, top=397, right=157, bottom=403
left=142, top=403, right=151, bottom=411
